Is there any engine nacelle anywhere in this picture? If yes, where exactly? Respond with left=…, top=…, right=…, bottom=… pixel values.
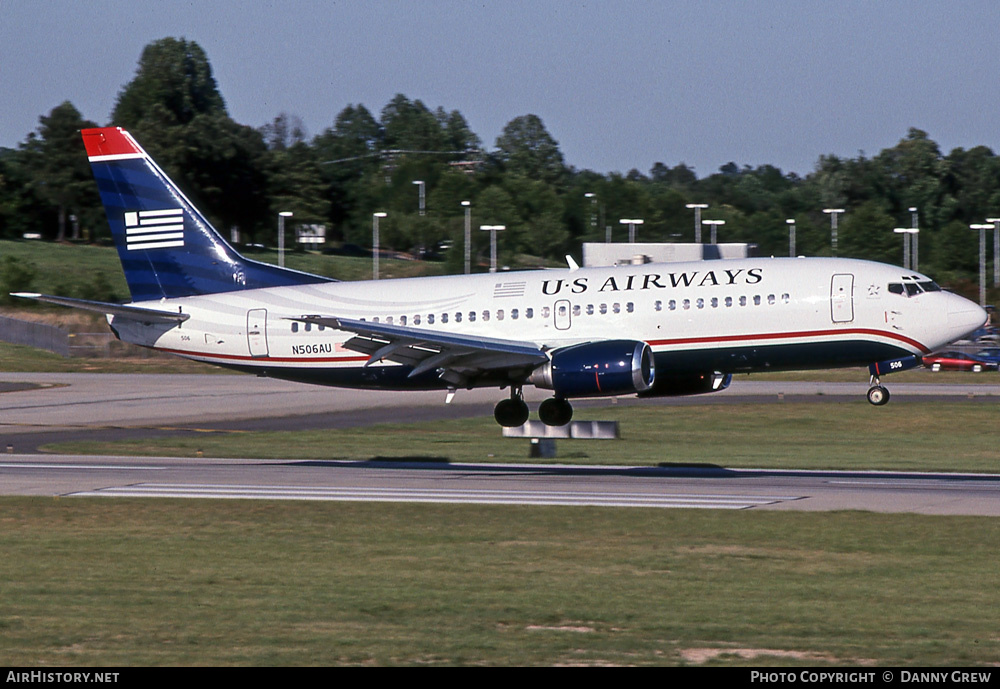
left=529, top=340, right=655, bottom=398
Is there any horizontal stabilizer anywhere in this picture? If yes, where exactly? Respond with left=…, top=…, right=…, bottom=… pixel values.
left=11, top=293, right=190, bottom=324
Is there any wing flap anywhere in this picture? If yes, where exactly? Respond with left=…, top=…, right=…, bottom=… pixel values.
left=287, top=315, right=548, bottom=382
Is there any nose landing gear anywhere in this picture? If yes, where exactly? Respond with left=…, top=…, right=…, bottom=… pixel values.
left=867, top=376, right=890, bottom=406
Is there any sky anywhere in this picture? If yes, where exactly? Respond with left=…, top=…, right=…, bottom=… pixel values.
left=2, top=1, right=999, bottom=178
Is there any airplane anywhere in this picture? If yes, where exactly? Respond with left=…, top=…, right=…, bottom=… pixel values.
left=13, top=127, right=989, bottom=427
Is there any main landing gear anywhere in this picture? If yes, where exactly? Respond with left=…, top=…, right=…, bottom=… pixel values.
left=494, top=386, right=529, bottom=427
left=538, top=397, right=573, bottom=426
left=867, top=374, right=890, bottom=406
left=493, top=388, right=575, bottom=427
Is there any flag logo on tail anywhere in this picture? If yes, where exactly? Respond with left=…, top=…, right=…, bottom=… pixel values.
left=123, top=209, right=184, bottom=250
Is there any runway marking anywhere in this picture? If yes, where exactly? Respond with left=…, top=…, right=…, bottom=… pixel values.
left=69, top=483, right=803, bottom=509
left=0, top=462, right=166, bottom=470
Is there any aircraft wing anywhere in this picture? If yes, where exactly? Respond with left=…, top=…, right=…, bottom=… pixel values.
left=290, top=315, right=548, bottom=384
left=11, top=293, right=190, bottom=324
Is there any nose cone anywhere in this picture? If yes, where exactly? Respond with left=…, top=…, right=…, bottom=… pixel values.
left=945, top=293, right=988, bottom=343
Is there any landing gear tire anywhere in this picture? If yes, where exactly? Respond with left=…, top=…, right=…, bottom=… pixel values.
left=867, top=385, right=890, bottom=406
left=494, top=398, right=529, bottom=427
left=538, top=397, right=573, bottom=426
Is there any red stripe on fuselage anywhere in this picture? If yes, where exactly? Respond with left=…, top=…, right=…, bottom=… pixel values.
left=646, top=327, right=930, bottom=354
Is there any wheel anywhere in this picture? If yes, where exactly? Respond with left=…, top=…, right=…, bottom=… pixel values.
left=973, top=364, right=983, bottom=373
left=867, top=385, right=890, bottom=406
left=538, top=397, right=573, bottom=426
left=494, top=398, right=529, bottom=427
left=931, top=363, right=941, bottom=372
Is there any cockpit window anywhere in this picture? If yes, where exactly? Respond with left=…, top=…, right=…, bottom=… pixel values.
left=890, top=280, right=941, bottom=297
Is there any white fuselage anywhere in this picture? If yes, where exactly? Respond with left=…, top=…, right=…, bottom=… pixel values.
left=110, top=256, right=986, bottom=389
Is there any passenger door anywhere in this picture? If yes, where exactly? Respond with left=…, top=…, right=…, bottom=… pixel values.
left=831, top=274, right=854, bottom=323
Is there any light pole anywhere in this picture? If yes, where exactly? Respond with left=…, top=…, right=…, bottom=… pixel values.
left=372, top=212, right=387, bottom=280
left=894, top=228, right=918, bottom=270
left=413, top=180, right=425, bottom=216
left=988, top=217, right=1000, bottom=285
left=278, top=211, right=293, bottom=267
left=823, top=208, right=844, bottom=255
left=480, top=225, right=505, bottom=273
left=462, top=201, right=472, bottom=275
left=971, top=223, right=994, bottom=306
left=786, top=219, right=796, bottom=257
left=619, top=218, right=643, bottom=244
left=686, top=203, right=708, bottom=243
left=703, top=219, right=725, bottom=244
left=909, top=207, right=920, bottom=271
left=584, top=193, right=598, bottom=240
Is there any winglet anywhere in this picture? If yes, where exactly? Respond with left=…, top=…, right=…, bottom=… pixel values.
left=566, top=255, right=580, bottom=271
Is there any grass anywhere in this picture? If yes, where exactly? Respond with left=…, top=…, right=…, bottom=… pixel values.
left=0, top=498, right=997, bottom=666
left=42, top=400, right=1000, bottom=473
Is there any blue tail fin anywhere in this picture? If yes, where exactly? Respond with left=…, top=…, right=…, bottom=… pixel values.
left=82, top=127, right=333, bottom=302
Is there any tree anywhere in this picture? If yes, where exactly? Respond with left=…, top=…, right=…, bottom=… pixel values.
left=112, top=38, right=226, bottom=130
left=494, top=115, right=566, bottom=185
left=20, top=102, right=98, bottom=241
left=110, top=39, right=271, bottom=239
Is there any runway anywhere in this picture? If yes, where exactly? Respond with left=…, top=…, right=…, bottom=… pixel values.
left=2, top=372, right=1000, bottom=515
left=3, top=454, right=1000, bottom=515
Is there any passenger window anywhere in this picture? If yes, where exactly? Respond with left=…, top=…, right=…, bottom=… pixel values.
left=441, top=313, right=448, bottom=323
left=613, top=303, right=620, bottom=314
left=696, top=298, right=704, bottom=309
left=626, top=302, right=634, bottom=313
left=654, top=300, right=662, bottom=312
left=599, top=303, right=607, bottom=315
left=414, top=315, right=421, bottom=325
left=753, top=296, right=761, bottom=306
left=725, top=297, right=733, bottom=307
left=469, top=312, right=476, bottom=322
left=682, top=299, right=690, bottom=310
left=305, top=322, right=312, bottom=332
left=586, top=304, right=594, bottom=315
left=739, top=296, right=747, bottom=307
left=386, top=316, right=393, bottom=324
left=782, top=294, right=790, bottom=304
left=291, top=322, right=298, bottom=333
left=399, top=315, right=406, bottom=325
left=482, top=311, right=490, bottom=322
left=542, top=306, right=551, bottom=318
left=767, top=295, right=775, bottom=305
left=573, top=304, right=581, bottom=316
left=497, top=309, right=504, bottom=320
left=526, top=308, right=533, bottom=319
left=455, top=312, right=462, bottom=323
left=710, top=297, right=718, bottom=308
left=511, top=309, right=518, bottom=320
left=668, top=300, right=676, bottom=311
left=428, top=314, right=435, bottom=324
